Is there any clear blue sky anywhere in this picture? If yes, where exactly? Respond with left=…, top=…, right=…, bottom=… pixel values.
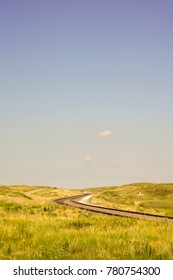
left=0, top=0, right=173, bottom=188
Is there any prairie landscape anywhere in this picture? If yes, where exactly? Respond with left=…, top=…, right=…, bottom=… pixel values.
left=1, top=0, right=173, bottom=265
left=0, top=183, right=173, bottom=260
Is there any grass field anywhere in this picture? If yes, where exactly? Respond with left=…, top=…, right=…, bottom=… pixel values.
left=89, top=183, right=173, bottom=216
left=0, top=183, right=173, bottom=260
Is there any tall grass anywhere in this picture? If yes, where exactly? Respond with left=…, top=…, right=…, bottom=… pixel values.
left=0, top=208, right=173, bottom=259
left=0, top=184, right=173, bottom=260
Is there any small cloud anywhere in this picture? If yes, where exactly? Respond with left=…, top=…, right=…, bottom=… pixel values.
left=85, top=156, right=92, bottom=161
left=98, top=130, right=115, bottom=137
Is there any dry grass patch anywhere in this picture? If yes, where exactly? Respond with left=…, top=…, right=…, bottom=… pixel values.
left=0, top=183, right=173, bottom=260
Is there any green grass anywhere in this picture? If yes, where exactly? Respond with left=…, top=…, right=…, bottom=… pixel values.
left=0, top=183, right=173, bottom=260
left=90, top=183, right=173, bottom=216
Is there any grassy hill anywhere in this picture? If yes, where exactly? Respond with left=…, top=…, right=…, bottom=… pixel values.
left=89, top=183, right=173, bottom=216
left=0, top=183, right=173, bottom=260
left=0, top=184, right=81, bottom=216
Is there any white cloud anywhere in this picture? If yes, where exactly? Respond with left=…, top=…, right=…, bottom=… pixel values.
left=98, top=130, right=115, bottom=137
left=84, top=156, right=92, bottom=161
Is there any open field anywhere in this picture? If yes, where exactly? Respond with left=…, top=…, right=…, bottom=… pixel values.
left=0, top=183, right=173, bottom=260
left=89, top=183, right=173, bottom=216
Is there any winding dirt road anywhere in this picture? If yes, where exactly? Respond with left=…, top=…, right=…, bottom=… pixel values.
left=55, top=194, right=173, bottom=222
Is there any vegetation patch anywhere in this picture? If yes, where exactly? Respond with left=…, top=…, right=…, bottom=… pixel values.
left=90, top=183, right=173, bottom=216
left=0, top=183, right=173, bottom=260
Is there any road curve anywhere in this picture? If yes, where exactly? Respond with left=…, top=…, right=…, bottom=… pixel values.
left=55, top=194, right=173, bottom=222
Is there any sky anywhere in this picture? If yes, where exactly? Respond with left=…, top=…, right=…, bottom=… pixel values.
left=0, top=0, right=173, bottom=188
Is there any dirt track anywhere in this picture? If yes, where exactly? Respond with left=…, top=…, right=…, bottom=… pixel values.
left=55, top=194, right=173, bottom=222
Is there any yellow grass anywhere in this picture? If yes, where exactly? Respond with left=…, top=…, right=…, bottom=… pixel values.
left=0, top=183, right=173, bottom=260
